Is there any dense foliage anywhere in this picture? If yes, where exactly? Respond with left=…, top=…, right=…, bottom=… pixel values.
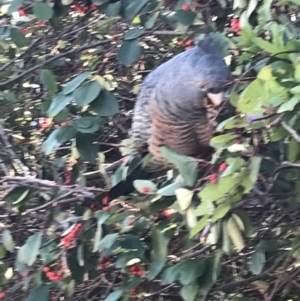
left=1, top=0, right=300, bottom=300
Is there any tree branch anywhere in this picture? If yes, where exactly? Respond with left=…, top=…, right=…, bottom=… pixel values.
left=281, top=121, right=300, bottom=143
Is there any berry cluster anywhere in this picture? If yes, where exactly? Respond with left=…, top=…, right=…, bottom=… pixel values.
left=98, top=255, right=112, bottom=270
left=208, top=162, right=228, bottom=184
left=71, top=2, right=98, bottom=14
left=128, top=264, right=144, bottom=276
left=39, top=117, right=54, bottom=130
left=182, top=3, right=190, bottom=10
left=60, top=121, right=68, bottom=127
left=231, top=18, right=241, bottom=35
left=18, top=4, right=27, bottom=16
left=20, top=27, right=28, bottom=35
left=130, top=288, right=138, bottom=295
left=43, top=266, right=64, bottom=282
left=35, top=21, right=46, bottom=26
left=177, top=39, right=194, bottom=51
left=0, top=292, right=5, bottom=299
left=63, top=170, right=71, bottom=185
left=61, top=223, right=82, bottom=248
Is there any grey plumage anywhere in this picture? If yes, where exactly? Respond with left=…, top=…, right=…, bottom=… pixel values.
left=131, top=36, right=231, bottom=171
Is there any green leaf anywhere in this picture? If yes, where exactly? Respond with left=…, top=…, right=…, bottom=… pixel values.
left=28, top=284, right=49, bottom=301
left=249, top=156, right=262, bottom=183
left=194, top=201, right=214, bottom=217
left=157, top=181, right=185, bottom=196
left=217, top=115, right=248, bottom=131
left=277, top=95, right=299, bottom=113
left=124, top=28, right=144, bottom=40
left=232, top=209, right=254, bottom=237
left=7, top=0, right=24, bottom=14
left=178, top=259, right=206, bottom=285
left=73, top=81, right=102, bottom=106
left=160, top=147, right=198, bottom=187
left=288, top=137, right=300, bottom=162
left=161, top=262, right=184, bottom=284
left=98, top=233, right=119, bottom=252
left=77, top=243, right=84, bottom=267
left=190, top=215, right=209, bottom=238
left=147, top=259, right=166, bottom=280
left=222, top=220, right=232, bottom=254
left=17, top=232, right=42, bottom=266
left=90, top=90, right=120, bottom=117
left=174, top=9, right=196, bottom=25
left=290, top=85, right=300, bottom=94
left=145, top=11, right=159, bottom=29
left=210, top=133, right=238, bottom=149
left=0, top=245, right=5, bottom=260
left=247, top=0, right=258, bottom=16
left=180, top=281, right=199, bottom=301
left=103, top=290, right=123, bottom=301
left=10, top=28, right=28, bottom=48
left=122, top=0, right=148, bottom=19
left=3, top=186, right=30, bottom=206
left=152, top=225, right=168, bottom=261
left=222, top=157, right=245, bottom=177
left=227, top=217, right=245, bottom=251
left=2, top=229, right=15, bottom=251
left=175, top=188, right=193, bottom=211
left=93, top=212, right=110, bottom=253
left=76, top=132, right=98, bottom=163
left=105, top=1, right=121, bottom=17
left=47, top=92, right=73, bottom=117
left=256, top=240, right=279, bottom=253
left=74, top=116, right=104, bottom=133
left=199, top=175, right=238, bottom=202
left=133, top=180, right=157, bottom=194
left=63, top=71, right=91, bottom=95
left=56, top=125, right=77, bottom=143
left=33, top=2, right=53, bottom=20
left=42, top=128, right=61, bottom=155
left=212, top=204, right=230, bottom=222
left=248, top=251, right=265, bottom=275
left=186, top=207, right=197, bottom=229
left=118, top=39, right=142, bottom=65
left=40, top=69, right=58, bottom=94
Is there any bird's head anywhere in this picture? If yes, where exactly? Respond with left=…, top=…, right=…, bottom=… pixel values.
left=197, top=54, right=231, bottom=108
left=193, top=36, right=232, bottom=108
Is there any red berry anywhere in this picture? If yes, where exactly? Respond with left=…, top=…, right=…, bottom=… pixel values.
left=185, top=46, right=193, bottom=51
left=218, top=163, right=228, bottom=172
left=162, top=209, right=173, bottom=218
left=43, top=266, right=50, bottom=272
left=181, top=3, right=190, bottom=11
left=236, top=139, right=241, bottom=144
left=141, top=187, right=149, bottom=193
left=185, top=39, right=194, bottom=46
left=103, top=195, right=109, bottom=204
left=209, top=174, right=217, bottom=184
left=103, top=206, right=109, bottom=212
left=127, top=220, right=134, bottom=226
left=177, top=40, right=184, bottom=46
left=19, top=9, right=27, bottom=16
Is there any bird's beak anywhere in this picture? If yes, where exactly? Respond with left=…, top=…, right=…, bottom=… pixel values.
left=207, top=92, right=223, bottom=107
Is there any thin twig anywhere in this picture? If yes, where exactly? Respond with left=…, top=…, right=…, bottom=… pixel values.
left=281, top=121, right=300, bottom=142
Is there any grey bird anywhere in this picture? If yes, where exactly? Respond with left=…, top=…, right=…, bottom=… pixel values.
left=108, top=35, right=231, bottom=200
